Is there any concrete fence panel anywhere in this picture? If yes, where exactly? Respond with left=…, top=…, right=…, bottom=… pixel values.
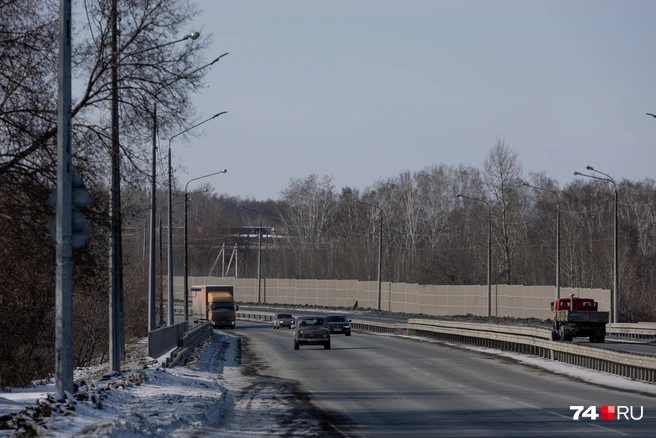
left=181, top=276, right=610, bottom=320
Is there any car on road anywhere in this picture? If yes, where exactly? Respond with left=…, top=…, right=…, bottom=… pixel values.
left=325, top=315, right=352, bottom=336
left=293, top=316, right=331, bottom=350
left=272, top=313, right=295, bottom=329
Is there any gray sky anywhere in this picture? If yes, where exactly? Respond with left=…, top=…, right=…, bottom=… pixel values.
left=179, top=0, right=656, bottom=200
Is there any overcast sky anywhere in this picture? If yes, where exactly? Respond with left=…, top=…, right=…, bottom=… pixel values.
left=179, top=0, right=656, bottom=200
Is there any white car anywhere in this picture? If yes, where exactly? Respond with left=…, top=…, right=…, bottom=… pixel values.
left=272, top=313, right=295, bottom=329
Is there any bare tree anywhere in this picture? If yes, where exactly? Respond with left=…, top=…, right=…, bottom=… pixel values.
left=483, top=136, right=525, bottom=284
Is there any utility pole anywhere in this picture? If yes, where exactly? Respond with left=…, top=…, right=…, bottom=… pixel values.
left=456, top=194, right=492, bottom=317
left=109, top=0, right=121, bottom=372
left=356, top=200, right=383, bottom=310
left=237, top=205, right=262, bottom=303
left=55, top=0, right=73, bottom=398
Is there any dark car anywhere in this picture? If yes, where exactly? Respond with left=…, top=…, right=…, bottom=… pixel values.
left=325, top=315, right=352, bottom=336
left=293, top=316, right=331, bottom=350
left=272, top=313, right=295, bottom=329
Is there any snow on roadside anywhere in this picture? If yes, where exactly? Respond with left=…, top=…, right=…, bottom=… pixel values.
left=0, top=331, right=330, bottom=437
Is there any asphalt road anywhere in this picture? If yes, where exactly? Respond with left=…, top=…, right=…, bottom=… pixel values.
left=233, top=321, right=656, bottom=437
left=238, top=305, right=656, bottom=358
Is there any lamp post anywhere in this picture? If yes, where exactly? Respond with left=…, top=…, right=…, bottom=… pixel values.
left=574, top=166, right=619, bottom=323
left=184, top=169, right=227, bottom=321
left=356, top=200, right=383, bottom=311
left=148, top=52, right=227, bottom=332
left=522, top=182, right=561, bottom=300
left=167, top=112, right=227, bottom=325
left=237, top=205, right=262, bottom=303
left=456, top=194, right=492, bottom=317
left=108, top=28, right=202, bottom=360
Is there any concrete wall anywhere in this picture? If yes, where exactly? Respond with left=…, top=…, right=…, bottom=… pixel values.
left=179, top=276, right=611, bottom=320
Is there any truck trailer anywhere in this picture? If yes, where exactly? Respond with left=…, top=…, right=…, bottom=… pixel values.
left=191, top=285, right=238, bottom=328
left=551, top=294, right=608, bottom=343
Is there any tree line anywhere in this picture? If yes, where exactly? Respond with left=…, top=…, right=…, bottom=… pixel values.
left=175, top=139, right=656, bottom=329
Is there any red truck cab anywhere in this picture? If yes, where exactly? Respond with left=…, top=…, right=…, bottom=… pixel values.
left=550, top=295, right=608, bottom=343
left=550, top=297, right=598, bottom=314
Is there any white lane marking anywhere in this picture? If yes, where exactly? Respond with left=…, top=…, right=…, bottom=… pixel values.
left=588, top=422, right=630, bottom=436
left=547, top=411, right=570, bottom=419
left=515, top=400, right=538, bottom=409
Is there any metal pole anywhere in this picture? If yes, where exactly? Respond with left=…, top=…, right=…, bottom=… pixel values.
left=184, top=192, right=189, bottom=320
left=237, top=204, right=262, bottom=302
left=456, top=194, right=491, bottom=317
left=356, top=200, right=383, bottom=311
left=222, top=242, right=225, bottom=277
left=159, top=216, right=164, bottom=326
left=167, top=112, right=226, bottom=323
left=184, top=169, right=226, bottom=320
left=556, top=198, right=561, bottom=299
left=487, top=208, right=491, bottom=317
left=167, top=144, right=174, bottom=325
left=574, top=167, right=618, bottom=322
left=148, top=102, right=157, bottom=331
left=55, top=0, right=73, bottom=398
left=377, top=212, right=383, bottom=311
left=109, top=0, right=121, bottom=372
left=522, top=182, right=561, bottom=300
left=257, top=217, right=262, bottom=303
left=613, top=188, right=618, bottom=323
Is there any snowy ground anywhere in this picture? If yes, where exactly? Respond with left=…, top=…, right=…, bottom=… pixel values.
left=0, top=330, right=333, bottom=437
left=2, top=322, right=656, bottom=437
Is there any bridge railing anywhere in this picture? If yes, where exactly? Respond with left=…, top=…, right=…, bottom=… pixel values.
left=148, top=321, right=188, bottom=358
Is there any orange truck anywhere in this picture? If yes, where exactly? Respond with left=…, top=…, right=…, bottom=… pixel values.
left=550, top=294, right=609, bottom=343
left=191, top=285, right=238, bottom=328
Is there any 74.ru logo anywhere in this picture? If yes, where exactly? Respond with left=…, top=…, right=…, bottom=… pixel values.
left=570, top=406, right=643, bottom=421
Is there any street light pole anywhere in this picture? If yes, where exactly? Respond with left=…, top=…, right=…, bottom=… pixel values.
left=184, top=169, right=227, bottom=321
left=456, top=194, right=492, bottom=317
left=356, top=200, right=383, bottom=311
left=148, top=51, right=227, bottom=332
left=574, top=167, right=619, bottom=323
left=167, top=112, right=227, bottom=325
left=237, top=205, right=262, bottom=303
left=116, top=29, right=203, bottom=353
left=522, top=182, right=561, bottom=299
left=55, top=0, right=73, bottom=397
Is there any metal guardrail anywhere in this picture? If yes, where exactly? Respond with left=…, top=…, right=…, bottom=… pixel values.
left=148, top=321, right=188, bottom=358
left=166, top=322, right=213, bottom=368
left=607, top=323, right=656, bottom=339
left=238, top=311, right=656, bottom=383
left=165, top=322, right=213, bottom=368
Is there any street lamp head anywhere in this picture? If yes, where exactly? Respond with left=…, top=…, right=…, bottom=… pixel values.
left=586, top=165, right=594, bottom=171
left=573, top=172, right=581, bottom=176
left=220, top=169, right=228, bottom=173
left=456, top=194, right=462, bottom=198
left=183, top=31, right=200, bottom=40
left=212, top=111, right=228, bottom=119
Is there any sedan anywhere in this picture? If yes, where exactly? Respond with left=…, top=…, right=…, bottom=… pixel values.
left=272, top=313, right=295, bottom=329
left=294, top=316, right=331, bottom=350
left=325, top=315, right=351, bottom=336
